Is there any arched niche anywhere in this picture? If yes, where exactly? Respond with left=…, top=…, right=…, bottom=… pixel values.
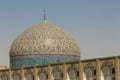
left=67, top=64, right=78, bottom=80
left=25, top=70, right=34, bottom=80
left=38, top=68, right=48, bottom=80
left=84, top=63, right=96, bottom=80
left=52, top=66, right=62, bottom=80
left=101, top=61, right=115, bottom=80
left=0, top=72, right=8, bottom=80
left=12, top=72, right=21, bottom=80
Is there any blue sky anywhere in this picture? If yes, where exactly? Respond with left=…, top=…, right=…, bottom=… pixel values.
left=0, top=0, right=120, bottom=66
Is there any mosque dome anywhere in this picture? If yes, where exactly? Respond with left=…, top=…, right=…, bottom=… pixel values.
left=10, top=20, right=80, bottom=68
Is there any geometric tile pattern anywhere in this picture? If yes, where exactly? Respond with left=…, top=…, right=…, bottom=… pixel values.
left=10, top=22, right=80, bottom=56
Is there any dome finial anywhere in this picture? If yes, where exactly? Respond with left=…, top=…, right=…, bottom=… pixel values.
left=44, top=10, right=46, bottom=20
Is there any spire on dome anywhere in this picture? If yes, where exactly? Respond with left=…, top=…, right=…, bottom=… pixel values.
left=44, top=10, right=46, bottom=20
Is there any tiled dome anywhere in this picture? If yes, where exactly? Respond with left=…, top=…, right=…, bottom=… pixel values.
left=10, top=21, right=80, bottom=68
left=10, top=21, right=80, bottom=56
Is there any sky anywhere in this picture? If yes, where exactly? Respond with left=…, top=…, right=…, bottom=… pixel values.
left=0, top=0, right=120, bottom=66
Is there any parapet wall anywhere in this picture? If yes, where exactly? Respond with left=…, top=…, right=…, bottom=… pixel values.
left=0, top=56, right=119, bottom=80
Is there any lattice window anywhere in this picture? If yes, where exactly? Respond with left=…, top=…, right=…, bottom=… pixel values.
left=52, top=66, right=62, bottom=80
left=25, top=70, right=34, bottom=80
left=67, top=64, right=78, bottom=80
left=12, top=72, right=20, bottom=80
left=38, top=68, right=47, bottom=80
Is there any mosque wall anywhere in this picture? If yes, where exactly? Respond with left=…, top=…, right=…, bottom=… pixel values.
left=0, top=56, right=118, bottom=80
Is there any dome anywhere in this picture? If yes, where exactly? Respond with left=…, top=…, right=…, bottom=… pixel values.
left=10, top=21, right=80, bottom=68
left=10, top=22, right=80, bottom=56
